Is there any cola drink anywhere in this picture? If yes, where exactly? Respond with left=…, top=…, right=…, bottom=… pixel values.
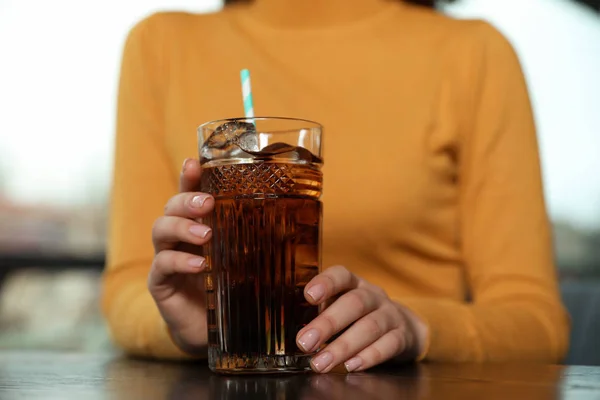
left=198, top=118, right=323, bottom=374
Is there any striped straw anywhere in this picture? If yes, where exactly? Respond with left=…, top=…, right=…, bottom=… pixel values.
left=240, top=69, right=255, bottom=118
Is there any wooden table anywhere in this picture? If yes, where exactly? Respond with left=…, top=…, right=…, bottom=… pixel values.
left=0, top=352, right=599, bottom=399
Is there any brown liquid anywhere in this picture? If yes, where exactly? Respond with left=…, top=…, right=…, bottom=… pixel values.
left=201, top=161, right=322, bottom=373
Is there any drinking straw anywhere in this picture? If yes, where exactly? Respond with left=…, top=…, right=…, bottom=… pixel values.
left=240, top=69, right=254, bottom=118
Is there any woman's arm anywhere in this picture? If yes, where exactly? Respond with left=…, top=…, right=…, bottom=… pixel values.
left=398, top=22, right=569, bottom=362
left=102, top=14, right=190, bottom=359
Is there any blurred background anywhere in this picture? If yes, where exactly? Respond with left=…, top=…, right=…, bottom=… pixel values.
left=0, top=0, right=599, bottom=358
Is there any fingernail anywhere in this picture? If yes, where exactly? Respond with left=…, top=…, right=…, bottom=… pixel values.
left=189, top=225, right=212, bottom=238
left=188, top=257, right=205, bottom=269
left=297, top=329, right=320, bottom=352
left=306, top=284, right=325, bottom=302
left=182, top=158, right=191, bottom=172
left=191, top=195, right=209, bottom=208
left=344, top=357, right=362, bottom=372
left=311, top=351, right=333, bottom=373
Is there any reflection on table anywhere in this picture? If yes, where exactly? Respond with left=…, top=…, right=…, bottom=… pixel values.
left=2, top=353, right=600, bottom=399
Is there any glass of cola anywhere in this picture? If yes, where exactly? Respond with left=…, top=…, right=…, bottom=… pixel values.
left=198, top=117, right=323, bottom=374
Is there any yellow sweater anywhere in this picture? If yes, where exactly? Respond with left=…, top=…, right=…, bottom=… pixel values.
left=103, top=2, right=570, bottom=362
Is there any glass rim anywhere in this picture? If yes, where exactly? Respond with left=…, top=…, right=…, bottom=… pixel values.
left=198, top=116, right=323, bottom=131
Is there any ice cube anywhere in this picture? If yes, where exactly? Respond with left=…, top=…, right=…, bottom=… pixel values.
left=236, top=129, right=260, bottom=153
left=290, top=146, right=317, bottom=163
left=205, top=121, right=256, bottom=149
left=201, top=121, right=258, bottom=162
left=258, top=142, right=297, bottom=156
left=258, top=143, right=319, bottom=163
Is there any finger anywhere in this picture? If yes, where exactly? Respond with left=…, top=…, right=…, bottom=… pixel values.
left=343, top=327, right=407, bottom=373
left=164, top=192, right=215, bottom=219
left=148, top=250, right=207, bottom=289
left=308, top=305, right=401, bottom=374
left=152, top=216, right=213, bottom=253
left=304, top=265, right=359, bottom=305
left=296, top=288, right=380, bottom=353
left=180, top=158, right=203, bottom=192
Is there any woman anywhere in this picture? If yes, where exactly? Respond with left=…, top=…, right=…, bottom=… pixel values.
left=102, top=0, right=570, bottom=372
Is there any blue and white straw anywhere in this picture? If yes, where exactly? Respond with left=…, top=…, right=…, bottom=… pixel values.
left=240, top=69, right=254, bottom=118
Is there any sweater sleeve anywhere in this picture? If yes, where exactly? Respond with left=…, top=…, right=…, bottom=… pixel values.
left=101, top=14, right=190, bottom=359
left=399, top=22, right=570, bottom=362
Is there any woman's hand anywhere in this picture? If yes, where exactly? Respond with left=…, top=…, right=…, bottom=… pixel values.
left=296, top=266, right=428, bottom=373
left=148, top=158, right=214, bottom=355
